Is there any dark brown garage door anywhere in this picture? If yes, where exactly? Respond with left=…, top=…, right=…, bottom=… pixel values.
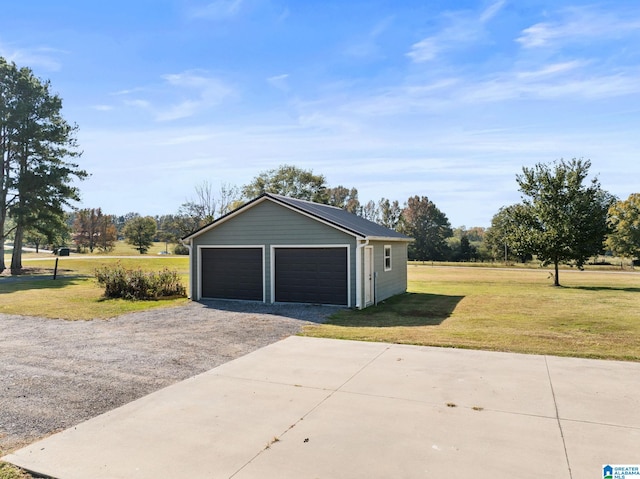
left=274, top=247, right=348, bottom=305
left=201, top=248, right=263, bottom=300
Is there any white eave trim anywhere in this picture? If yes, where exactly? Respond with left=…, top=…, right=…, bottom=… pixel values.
left=365, top=236, right=414, bottom=242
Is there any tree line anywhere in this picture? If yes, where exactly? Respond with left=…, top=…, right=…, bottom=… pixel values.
left=28, top=162, right=638, bottom=287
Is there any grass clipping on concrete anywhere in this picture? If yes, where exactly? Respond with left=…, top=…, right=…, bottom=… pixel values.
left=302, top=265, right=640, bottom=361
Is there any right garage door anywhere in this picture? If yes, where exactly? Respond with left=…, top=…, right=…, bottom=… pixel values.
left=274, top=247, right=348, bottom=305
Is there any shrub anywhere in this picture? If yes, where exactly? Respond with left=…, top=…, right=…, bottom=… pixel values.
left=95, top=263, right=187, bottom=300
left=174, top=243, right=189, bottom=255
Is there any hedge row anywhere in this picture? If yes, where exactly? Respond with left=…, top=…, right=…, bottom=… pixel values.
left=95, top=264, right=187, bottom=300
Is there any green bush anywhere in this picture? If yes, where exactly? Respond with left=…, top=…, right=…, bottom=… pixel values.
left=174, top=243, right=189, bottom=255
left=95, top=263, right=186, bottom=300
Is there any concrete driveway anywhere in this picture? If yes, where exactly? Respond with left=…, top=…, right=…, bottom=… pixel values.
left=4, top=336, right=639, bottom=478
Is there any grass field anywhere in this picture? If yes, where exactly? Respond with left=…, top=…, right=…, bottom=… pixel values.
left=3, top=239, right=179, bottom=260
left=0, top=254, right=190, bottom=320
left=302, top=265, right=640, bottom=361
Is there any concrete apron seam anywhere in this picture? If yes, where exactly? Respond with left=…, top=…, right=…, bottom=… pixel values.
left=545, top=356, right=573, bottom=479
left=557, top=418, right=640, bottom=430
left=228, top=343, right=393, bottom=479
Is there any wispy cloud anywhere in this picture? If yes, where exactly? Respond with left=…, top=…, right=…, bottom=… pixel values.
left=515, top=60, right=587, bottom=79
left=116, top=71, right=234, bottom=121
left=92, top=104, right=114, bottom=111
left=406, top=0, right=506, bottom=63
left=479, top=0, right=506, bottom=23
left=517, top=6, right=640, bottom=48
left=111, top=87, right=146, bottom=96
left=406, top=38, right=438, bottom=63
left=157, top=71, right=234, bottom=121
left=124, top=99, right=152, bottom=109
left=189, top=0, right=243, bottom=20
left=344, top=16, right=395, bottom=60
left=267, top=73, right=289, bottom=91
left=0, top=42, right=64, bottom=71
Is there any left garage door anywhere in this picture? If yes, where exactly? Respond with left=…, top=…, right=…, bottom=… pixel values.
left=200, top=248, right=263, bottom=300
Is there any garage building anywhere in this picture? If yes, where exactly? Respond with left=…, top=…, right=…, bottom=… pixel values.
left=183, top=193, right=412, bottom=309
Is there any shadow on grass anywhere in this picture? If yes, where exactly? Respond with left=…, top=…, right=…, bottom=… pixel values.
left=327, top=292, right=464, bottom=328
left=564, top=286, right=640, bottom=293
left=0, top=276, right=86, bottom=294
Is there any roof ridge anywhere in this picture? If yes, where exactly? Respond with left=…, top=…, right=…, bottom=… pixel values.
left=267, top=193, right=343, bottom=211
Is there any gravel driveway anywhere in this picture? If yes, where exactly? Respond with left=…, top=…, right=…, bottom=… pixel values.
left=0, top=301, right=335, bottom=453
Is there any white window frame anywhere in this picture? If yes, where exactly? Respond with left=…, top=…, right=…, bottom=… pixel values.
left=384, top=244, right=392, bottom=271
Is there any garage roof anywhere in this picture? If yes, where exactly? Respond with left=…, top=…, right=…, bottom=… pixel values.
left=183, top=193, right=412, bottom=241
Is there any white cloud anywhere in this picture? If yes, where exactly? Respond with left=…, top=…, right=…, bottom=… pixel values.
left=405, top=2, right=504, bottom=64
left=0, top=42, right=63, bottom=71
left=267, top=73, right=289, bottom=91
left=162, top=71, right=233, bottom=101
left=156, top=71, right=234, bottom=121
left=479, top=0, right=507, bottom=23
left=458, top=71, right=640, bottom=103
left=159, top=133, right=215, bottom=146
left=118, top=71, right=234, bottom=121
left=297, top=112, right=360, bottom=134
left=344, top=16, right=395, bottom=60
left=406, top=38, right=439, bottom=63
left=189, top=0, right=243, bottom=20
left=155, top=100, right=202, bottom=122
left=124, top=99, right=152, bottom=109
left=517, top=6, right=640, bottom=49
left=516, top=60, right=586, bottom=79
left=92, top=105, right=114, bottom=111
left=111, top=87, right=146, bottom=96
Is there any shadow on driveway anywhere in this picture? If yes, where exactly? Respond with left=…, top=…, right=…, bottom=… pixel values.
left=197, top=299, right=341, bottom=324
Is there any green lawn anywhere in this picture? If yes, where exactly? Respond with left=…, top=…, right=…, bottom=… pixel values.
left=0, top=256, right=190, bottom=320
left=302, top=265, right=640, bottom=361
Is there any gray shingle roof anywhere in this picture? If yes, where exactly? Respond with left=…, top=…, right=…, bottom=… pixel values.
left=267, top=194, right=411, bottom=240
left=184, top=193, right=412, bottom=241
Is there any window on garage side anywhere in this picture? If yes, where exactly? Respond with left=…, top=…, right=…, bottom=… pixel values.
left=384, top=245, right=392, bottom=271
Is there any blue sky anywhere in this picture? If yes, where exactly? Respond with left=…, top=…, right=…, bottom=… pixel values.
left=2, top=0, right=639, bottom=227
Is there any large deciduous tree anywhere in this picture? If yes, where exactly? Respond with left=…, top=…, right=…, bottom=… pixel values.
left=485, top=204, right=535, bottom=263
left=378, top=198, right=402, bottom=230
left=1, top=57, right=87, bottom=273
left=73, top=208, right=116, bottom=253
left=326, top=186, right=360, bottom=213
left=399, top=195, right=452, bottom=261
left=358, top=200, right=379, bottom=222
left=177, top=181, right=240, bottom=236
left=606, top=193, right=640, bottom=261
left=123, top=216, right=157, bottom=254
left=242, top=164, right=328, bottom=203
left=515, top=158, right=613, bottom=286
